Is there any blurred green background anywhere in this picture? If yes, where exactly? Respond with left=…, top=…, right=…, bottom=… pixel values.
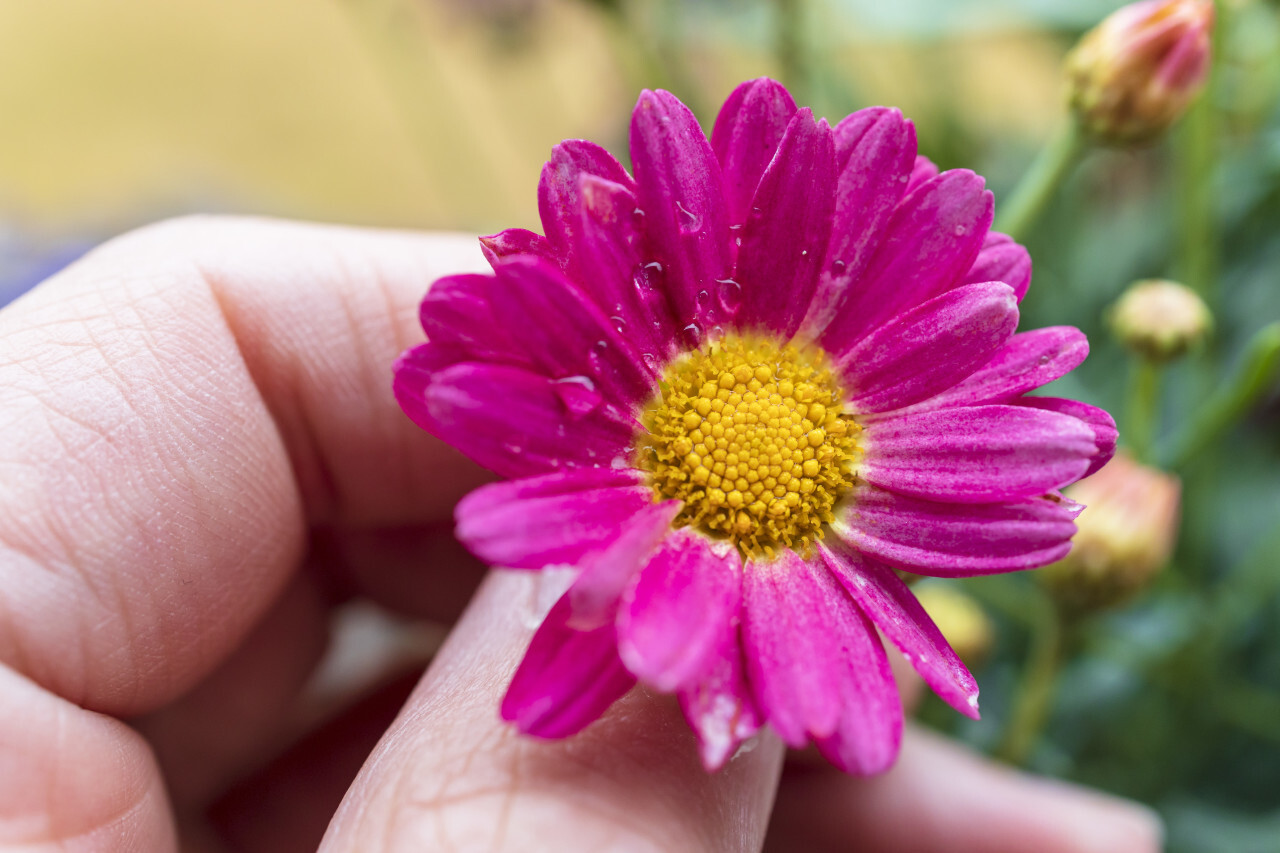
left=2, top=1, right=1278, bottom=850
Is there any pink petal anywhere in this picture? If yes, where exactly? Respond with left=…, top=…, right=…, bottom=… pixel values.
left=490, top=256, right=655, bottom=407
left=839, top=282, right=1019, bottom=415
left=861, top=405, right=1097, bottom=503
left=630, top=89, right=732, bottom=342
left=455, top=468, right=653, bottom=569
left=831, top=483, right=1078, bottom=576
left=617, top=531, right=743, bottom=692
left=1016, top=397, right=1118, bottom=477
left=677, top=621, right=763, bottom=771
left=416, top=274, right=532, bottom=368
left=501, top=592, right=635, bottom=738
left=820, top=543, right=980, bottom=719
left=742, top=551, right=902, bottom=774
left=897, top=327, right=1090, bottom=413
left=479, top=228, right=557, bottom=267
left=710, top=77, right=798, bottom=229
left=538, top=139, right=635, bottom=262
left=571, top=174, right=676, bottom=362
left=734, top=109, right=836, bottom=337
left=820, top=170, right=994, bottom=358
left=804, top=108, right=917, bottom=333
left=398, top=360, right=634, bottom=479
left=567, top=500, right=682, bottom=630
left=906, top=154, right=939, bottom=193
left=964, top=231, right=1032, bottom=302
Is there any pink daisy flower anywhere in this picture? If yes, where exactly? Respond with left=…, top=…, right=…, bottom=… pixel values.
left=394, top=78, right=1117, bottom=775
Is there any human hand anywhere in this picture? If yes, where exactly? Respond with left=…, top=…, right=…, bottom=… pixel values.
left=0, top=217, right=1162, bottom=852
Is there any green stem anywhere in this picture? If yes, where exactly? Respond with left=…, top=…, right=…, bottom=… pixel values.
left=998, top=590, right=1066, bottom=765
left=1128, top=359, right=1163, bottom=464
left=994, top=121, right=1087, bottom=242
left=1168, top=322, right=1280, bottom=469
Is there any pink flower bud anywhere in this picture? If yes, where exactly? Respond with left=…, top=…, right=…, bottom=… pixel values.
left=1067, top=0, right=1214, bottom=146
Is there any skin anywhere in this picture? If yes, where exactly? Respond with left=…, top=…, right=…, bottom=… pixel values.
left=0, top=217, right=1164, bottom=852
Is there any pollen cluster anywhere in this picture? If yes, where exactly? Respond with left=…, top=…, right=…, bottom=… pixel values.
left=636, top=334, right=861, bottom=560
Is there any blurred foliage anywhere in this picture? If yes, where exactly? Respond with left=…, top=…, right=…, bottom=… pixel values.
left=2, top=0, right=1279, bottom=849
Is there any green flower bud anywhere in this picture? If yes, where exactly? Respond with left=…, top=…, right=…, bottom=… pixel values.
left=1110, top=279, right=1212, bottom=362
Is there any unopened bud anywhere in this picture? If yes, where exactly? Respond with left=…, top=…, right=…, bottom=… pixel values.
left=1066, top=0, right=1214, bottom=146
left=1110, top=279, right=1212, bottom=362
left=915, top=583, right=994, bottom=667
left=1040, top=451, right=1181, bottom=611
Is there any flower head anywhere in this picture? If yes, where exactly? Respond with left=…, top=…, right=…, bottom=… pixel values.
left=394, top=79, right=1116, bottom=775
left=1067, top=0, right=1214, bottom=146
left=1110, top=278, right=1212, bottom=362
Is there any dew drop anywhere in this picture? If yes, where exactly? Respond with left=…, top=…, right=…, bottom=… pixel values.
left=502, top=442, right=524, bottom=455
left=954, top=225, right=967, bottom=236
left=609, top=314, right=627, bottom=334
left=642, top=352, right=659, bottom=371
left=676, top=200, right=702, bottom=234
left=696, top=289, right=710, bottom=305
left=716, top=278, right=742, bottom=313
left=682, top=322, right=704, bottom=345
left=832, top=259, right=846, bottom=272
left=553, top=375, right=603, bottom=417
left=800, top=249, right=808, bottom=257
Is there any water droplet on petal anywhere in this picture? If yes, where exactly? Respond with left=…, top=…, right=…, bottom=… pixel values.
left=696, top=289, right=710, bottom=304
left=553, top=375, right=603, bottom=417
left=642, top=352, right=659, bottom=371
left=954, top=225, right=967, bottom=236
left=682, top=322, right=704, bottom=345
left=676, top=200, right=702, bottom=234
left=832, top=259, right=846, bottom=272
left=716, top=278, right=742, bottom=313
left=801, top=249, right=808, bottom=257
left=609, top=314, right=627, bottom=334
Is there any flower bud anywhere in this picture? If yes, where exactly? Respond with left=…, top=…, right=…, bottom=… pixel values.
left=1039, top=452, right=1181, bottom=611
left=1109, top=278, right=1212, bottom=362
left=915, top=583, right=995, bottom=667
left=1066, top=0, right=1214, bottom=146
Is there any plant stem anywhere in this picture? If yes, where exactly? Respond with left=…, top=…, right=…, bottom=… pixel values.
left=1168, top=322, right=1280, bottom=469
left=1128, top=359, right=1163, bottom=464
left=998, top=589, right=1066, bottom=765
left=994, top=121, right=1087, bottom=242
left=1176, top=0, right=1226, bottom=299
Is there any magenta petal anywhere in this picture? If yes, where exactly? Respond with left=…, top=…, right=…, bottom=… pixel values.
left=630, top=89, right=732, bottom=339
left=804, top=108, right=916, bottom=333
left=539, top=140, right=635, bottom=257
left=401, top=360, right=634, bottom=478
left=567, top=501, right=682, bottom=630
left=677, top=622, right=762, bottom=771
left=455, top=469, right=652, bottom=569
left=820, top=170, right=994, bottom=356
left=742, top=551, right=902, bottom=774
left=501, top=592, right=635, bottom=738
left=490, top=256, right=655, bottom=406
left=900, top=327, right=1090, bottom=413
left=1017, top=397, right=1118, bottom=477
left=572, top=175, right=676, bottom=360
left=839, top=282, right=1019, bottom=415
left=479, top=228, right=557, bottom=267
left=820, top=544, right=979, bottom=719
left=618, top=531, right=742, bottom=692
left=964, top=231, right=1032, bottom=302
left=862, top=405, right=1097, bottom=503
left=906, top=154, right=939, bottom=194
left=832, top=483, right=1078, bottom=576
left=711, top=77, right=798, bottom=229
left=734, top=109, right=836, bottom=337
left=417, top=273, right=530, bottom=368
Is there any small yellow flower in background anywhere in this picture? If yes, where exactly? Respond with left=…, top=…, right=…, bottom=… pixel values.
left=1110, top=278, right=1213, bottom=362
left=914, top=583, right=995, bottom=667
left=1067, top=0, right=1214, bottom=146
left=1040, top=451, right=1181, bottom=611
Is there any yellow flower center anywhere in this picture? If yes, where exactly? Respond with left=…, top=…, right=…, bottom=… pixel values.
left=636, top=333, right=861, bottom=560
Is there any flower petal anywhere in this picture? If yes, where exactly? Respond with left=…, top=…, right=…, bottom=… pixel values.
left=539, top=139, right=635, bottom=261
left=618, top=531, right=743, bottom=693
left=964, top=231, right=1032, bottom=302
left=897, top=327, right=1090, bottom=413
left=399, top=360, right=634, bottom=479
left=861, top=405, right=1097, bottom=503
left=479, top=228, right=557, bottom=267
left=820, top=543, right=979, bottom=719
left=742, top=550, right=902, bottom=774
left=630, top=89, right=732, bottom=340
left=1016, top=397, right=1118, bottom=477
left=820, top=170, right=994, bottom=357
left=839, top=282, right=1019, bottom=414
left=734, top=109, right=836, bottom=337
left=416, top=273, right=530, bottom=368
left=490, top=256, right=655, bottom=407
left=677, top=622, right=762, bottom=771
left=501, top=592, right=635, bottom=738
left=804, top=108, right=917, bottom=333
left=906, top=154, right=939, bottom=193
left=455, top=468, right=653, bottom=569
left=710, top=77, right=798, bottom=229
left=567, top=500, right=682, bottom=630
left=831, top=483, right=1079, bottom=576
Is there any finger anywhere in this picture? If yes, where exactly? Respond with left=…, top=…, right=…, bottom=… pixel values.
left=0, top=216, right=487, bottom=716
left=765, top=724, right=1162, bottom=853
left=322, top=570, right=786, bottom=852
